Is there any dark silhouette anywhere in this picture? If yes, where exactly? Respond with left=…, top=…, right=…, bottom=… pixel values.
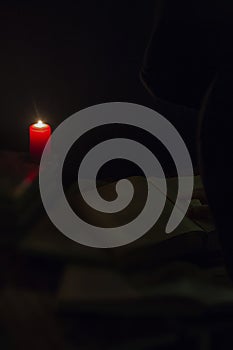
left=200, top=67, right=233, bottom=278
left=141, top=0, right=233, bottom=276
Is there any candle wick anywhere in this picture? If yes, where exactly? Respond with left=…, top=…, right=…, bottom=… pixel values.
left=35, top=120, right=45, bottom=128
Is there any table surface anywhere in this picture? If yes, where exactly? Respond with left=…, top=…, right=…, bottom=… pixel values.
left=0, top=151, right=233, bottom=350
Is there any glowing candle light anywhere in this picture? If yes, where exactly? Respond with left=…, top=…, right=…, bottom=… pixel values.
left=29, top=120, right=51, bottom=162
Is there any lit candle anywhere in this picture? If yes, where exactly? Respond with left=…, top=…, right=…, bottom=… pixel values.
left=29, top=120, right=51, bottom=162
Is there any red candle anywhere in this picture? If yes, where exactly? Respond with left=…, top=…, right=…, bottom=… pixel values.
left=29, top=120, right=51, bottom=162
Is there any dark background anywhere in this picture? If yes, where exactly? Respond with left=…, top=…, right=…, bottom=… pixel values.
left=1, top=3, right=233, bottom=349
left=0, top=0, right=156, bottom=152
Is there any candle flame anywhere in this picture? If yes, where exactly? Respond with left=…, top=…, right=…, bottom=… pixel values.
left=35, top=120, right=45, bottom=128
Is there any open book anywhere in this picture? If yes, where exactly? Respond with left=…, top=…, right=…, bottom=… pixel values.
left=57, top=263, right=232, bottom=317
left=18, top=175, right=224, bottom=316
left=19, top=175, right=217, bottom=267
